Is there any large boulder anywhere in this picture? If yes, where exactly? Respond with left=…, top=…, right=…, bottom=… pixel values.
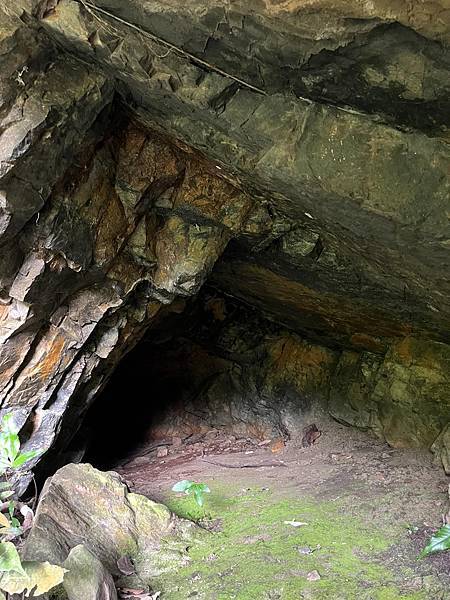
left=24, top=463, right=201, bottom=588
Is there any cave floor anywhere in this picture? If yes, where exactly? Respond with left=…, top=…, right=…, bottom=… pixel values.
left=115, top=421, right=450, bottom=599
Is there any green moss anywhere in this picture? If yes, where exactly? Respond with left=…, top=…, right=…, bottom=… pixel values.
left=152, top=486, right=425, bottom=599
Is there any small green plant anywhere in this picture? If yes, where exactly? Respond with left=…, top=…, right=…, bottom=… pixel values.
left=0, top=414, right=40, bottom=540
left=0, top=414, right=66, bottom=598
left=419, top=523, right=450, bottom=558
left=172, top=480, right=211, bottom=507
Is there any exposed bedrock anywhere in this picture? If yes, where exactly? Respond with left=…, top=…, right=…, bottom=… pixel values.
left=33, top=0, right=450, bottom=343
left=0, top=1, right=448, bottom=480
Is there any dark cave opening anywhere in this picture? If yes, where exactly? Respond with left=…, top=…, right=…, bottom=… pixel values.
left=79, top=288, right=328, bottom=471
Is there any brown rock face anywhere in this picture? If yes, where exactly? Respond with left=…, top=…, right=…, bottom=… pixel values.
left=0, top=1, right=449, bottom=475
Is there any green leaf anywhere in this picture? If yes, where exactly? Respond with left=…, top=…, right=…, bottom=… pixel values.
left=7, top=503, right=14, bottom=520
left=12, top=450, right=41, bottom=469
left=419, top=524, right=450, bottom=558
left=0, top=560, right=67, bottom=595
left=0, top=433, right=20, bottom=464
left=192, top=483, right=210, bottom=494
left=9, top=518, right=20, bottom=529
left=172, top=480, right=193, bottom=493
left=0, top=492, right=13, bottom=501
left=0, top=415, right=18, bottom=435
left=0, top=483, right=11, bottom=492
left=193, top=489, right=204, bottom=507
left=0, top=542, right=26, bottom=576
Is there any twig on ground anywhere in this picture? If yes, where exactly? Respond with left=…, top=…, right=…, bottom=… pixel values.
left=201, top=459, right=287, bottom=469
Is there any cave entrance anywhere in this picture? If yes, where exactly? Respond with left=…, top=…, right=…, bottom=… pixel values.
left=81, top=288, right=329, bottom=471
left=75, top=289, right=449, bottom=595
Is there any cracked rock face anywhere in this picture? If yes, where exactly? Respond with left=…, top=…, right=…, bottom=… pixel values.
left=0, top=0, right=449, bottom=476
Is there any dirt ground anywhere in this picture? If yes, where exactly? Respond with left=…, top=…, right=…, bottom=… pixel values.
left=115, top=418, right=450, bottom=599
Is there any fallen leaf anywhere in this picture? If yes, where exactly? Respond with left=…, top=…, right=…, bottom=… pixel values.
left=0, top=514, right=9, bottom=528
left=0, top=560, right=67, bottom=595
left=20, top=506, right=33, bottom=533
left=117, top=555, right=135, bottom=576
left=301, top=424, right=321, bottom=448
left=270, top=439, right=285, bottom=453
left=306, top=570, right=321, bottom=581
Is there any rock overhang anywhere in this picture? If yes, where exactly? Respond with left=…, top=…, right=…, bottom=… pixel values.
left=0, top=0, right=449, bottom=478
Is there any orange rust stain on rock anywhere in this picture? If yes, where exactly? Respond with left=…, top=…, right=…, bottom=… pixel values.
left=269, top=334, right=335, bottom=371
left=267, top=334, right=337, bottom=394
left=349, top=333, right=386, bottom=354
left=34, top=333, right=67, bottom=380
left=205, top=296, right=227, bottom=321
left=391, top=336, right=449, bottom=372
left=213, top=262, right=418, bottom=347
left=392, top=337, right=414, bottom=365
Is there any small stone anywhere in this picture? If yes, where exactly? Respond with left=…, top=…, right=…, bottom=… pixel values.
left=172, top=436, right=183, bottom=447
left=297, top=546, right=313, bottom=555
left=157, top=446, right=168, bottom=458
left=206, top=553, right=218, bottom=561
left=205, top=429, right=219, bottom=440
left=271, top=439, right=285, bottom=453
left=63, top=544, right=117, bottom=599
left=306, top=570, right=321, bottom=581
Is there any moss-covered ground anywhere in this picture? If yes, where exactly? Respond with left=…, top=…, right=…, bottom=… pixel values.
left=150, top=485, right=432, bottom=599
left=120, top=423, right=449, bottom=599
